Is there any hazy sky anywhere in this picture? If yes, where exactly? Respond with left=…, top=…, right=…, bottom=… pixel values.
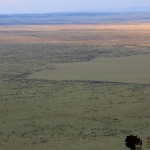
left=0, top=0, right=150, bottom=14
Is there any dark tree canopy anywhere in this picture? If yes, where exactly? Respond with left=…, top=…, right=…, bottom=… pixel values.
left=125, top=135, right=142, bottom=150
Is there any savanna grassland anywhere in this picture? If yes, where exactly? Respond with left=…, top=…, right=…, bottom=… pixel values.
left=0, top=24, right=150, bottom=150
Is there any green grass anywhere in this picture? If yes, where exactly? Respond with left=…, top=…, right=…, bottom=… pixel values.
left=0, top=42, right=150, bottom=150
left=30, top=54, right=150, bottom=84
left=0, top=80, right=150, bottom=150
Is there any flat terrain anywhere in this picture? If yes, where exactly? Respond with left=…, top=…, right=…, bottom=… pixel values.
left=0, top=12, right=150, bottom=25
left=0, top=24, right=150, bottom=150
left=0, top=24, right=150, bottom=46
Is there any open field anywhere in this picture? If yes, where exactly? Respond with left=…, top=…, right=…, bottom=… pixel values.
left=30, top=55, right=150, bottom=84
left=0, top=24, right=150, bottom=150
left=0, top=24, right=150, bottom=47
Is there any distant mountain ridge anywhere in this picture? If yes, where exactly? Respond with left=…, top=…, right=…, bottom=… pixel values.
left=0, top=12, right=150, bottom=25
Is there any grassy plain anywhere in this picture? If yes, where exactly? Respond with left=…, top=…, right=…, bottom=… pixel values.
left=0, top=24, right=150, bottom=150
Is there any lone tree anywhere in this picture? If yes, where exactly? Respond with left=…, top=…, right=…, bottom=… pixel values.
left=125, top=135, right=142, bottom=150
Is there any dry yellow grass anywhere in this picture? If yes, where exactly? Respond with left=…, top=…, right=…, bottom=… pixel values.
left=0, top=24, right=150, bottom=31
left=0, top=24, right=150, bottom=46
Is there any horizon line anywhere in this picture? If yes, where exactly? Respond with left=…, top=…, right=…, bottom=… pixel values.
left=0, top=10, right=150, bottom=15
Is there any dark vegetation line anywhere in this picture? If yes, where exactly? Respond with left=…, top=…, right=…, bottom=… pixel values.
left=10, top=78, right=150, bottom=87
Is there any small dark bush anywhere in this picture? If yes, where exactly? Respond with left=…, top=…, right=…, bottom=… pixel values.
left=125, top=135, right=142, bottom=150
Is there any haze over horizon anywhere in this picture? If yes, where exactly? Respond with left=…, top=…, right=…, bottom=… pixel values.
left=0, top=0, right=150, bottom=14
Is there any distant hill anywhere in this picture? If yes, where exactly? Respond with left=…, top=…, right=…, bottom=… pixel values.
left=0, top=12, right=150, bottom=25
